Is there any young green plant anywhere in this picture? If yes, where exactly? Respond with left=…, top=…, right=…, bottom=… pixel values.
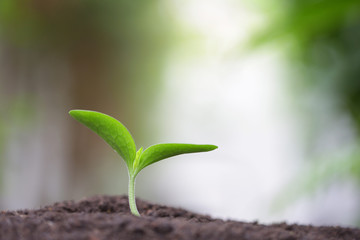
left=69, top=110, right=217, bottom=216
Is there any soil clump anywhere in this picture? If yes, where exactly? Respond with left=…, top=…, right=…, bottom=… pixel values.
left=0, top=195, right=359, bottom=240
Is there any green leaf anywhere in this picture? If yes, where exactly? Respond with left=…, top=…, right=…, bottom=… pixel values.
left=69, top=110, right=136, bottom=168
left=135, top=143, right=218, bottom=175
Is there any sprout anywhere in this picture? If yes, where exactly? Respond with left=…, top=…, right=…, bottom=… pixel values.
left=69, top=110, right=217, bottom=216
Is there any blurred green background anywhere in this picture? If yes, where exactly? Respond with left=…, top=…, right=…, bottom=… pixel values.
left=0, top=0, right=359, bottom=227
left=251, top=0, right=360, bottom=226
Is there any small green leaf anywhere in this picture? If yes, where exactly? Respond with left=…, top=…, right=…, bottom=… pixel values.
left=133, top=147, right=143, bottom=171
left=69, top=110, right=136, bottom=168
left=135, top=143, right=218, bottom=175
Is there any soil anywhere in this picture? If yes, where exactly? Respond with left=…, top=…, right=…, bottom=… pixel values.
left=0, top=195, right=359, bottom=240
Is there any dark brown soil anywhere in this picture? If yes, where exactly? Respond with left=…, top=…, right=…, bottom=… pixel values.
left=0, top=195, right=359, bottom=240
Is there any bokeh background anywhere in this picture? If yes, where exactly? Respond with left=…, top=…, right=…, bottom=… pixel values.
left=1, top=0, right=360, bottom=227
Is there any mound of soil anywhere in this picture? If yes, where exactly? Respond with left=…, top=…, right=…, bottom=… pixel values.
left=0, top=195, right=359, bottom=240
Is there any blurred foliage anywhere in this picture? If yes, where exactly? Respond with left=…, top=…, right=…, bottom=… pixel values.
left=0, top=0, right=173, bottom=88
left=251, top=0, right=360, bottom=127
left=0, top=0, right=171, bottom=49
left=250, top=0, right=360, bottom=224
left=0, top=0, right=174, bottom=140
left=0, top=94, right=36, bottom=193
left=0, top=0, right=175, bottom=200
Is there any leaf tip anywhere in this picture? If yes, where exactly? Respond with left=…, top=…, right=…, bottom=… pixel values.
left=69, top=109, right=89, bottom=120
left=207, top=144, right=218, bottom=151
left=69, top=109, right=80, bottom=117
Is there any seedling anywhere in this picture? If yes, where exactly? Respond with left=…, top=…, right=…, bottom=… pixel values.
left=69, top=110, right=217, bottom=216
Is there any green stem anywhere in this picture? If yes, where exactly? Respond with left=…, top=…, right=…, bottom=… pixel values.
left=128, top=174, right=140, bottom=216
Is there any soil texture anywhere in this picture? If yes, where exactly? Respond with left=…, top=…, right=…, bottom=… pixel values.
left=0, top=195, right=359, bottom=240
